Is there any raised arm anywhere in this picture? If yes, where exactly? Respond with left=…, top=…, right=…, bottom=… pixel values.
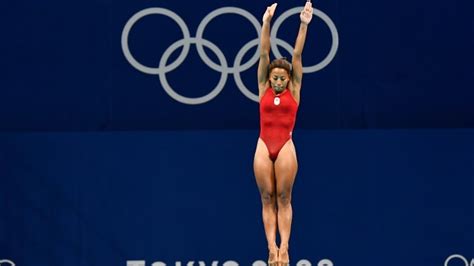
left=257, top=3, right=277, bottom=99
left=291, top=1, right=313, bottom=93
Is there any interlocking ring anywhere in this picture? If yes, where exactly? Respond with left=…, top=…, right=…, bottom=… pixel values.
left=122, top=6, right=339, bottom=104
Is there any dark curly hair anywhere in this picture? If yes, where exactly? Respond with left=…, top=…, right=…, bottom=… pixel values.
left=268, top=57, right=292, bottom=76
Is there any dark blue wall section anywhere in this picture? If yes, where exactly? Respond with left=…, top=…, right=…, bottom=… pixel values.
left=1, top=0, right=473, bottom=130
left=1, top=130, right=472, bottom=266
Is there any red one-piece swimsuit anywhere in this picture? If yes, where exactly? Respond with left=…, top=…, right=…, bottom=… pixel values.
left=259, top=87, right=298, bottom=161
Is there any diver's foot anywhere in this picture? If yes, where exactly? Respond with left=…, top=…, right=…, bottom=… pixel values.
left=277, top=244, right=289, bottom=266
left=268, top=245, right=279, bottom=266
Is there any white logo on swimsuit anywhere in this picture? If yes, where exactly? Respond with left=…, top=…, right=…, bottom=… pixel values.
left=274, top=97, right=280, bottom=106
left=122, top=7, right=339, bottom=105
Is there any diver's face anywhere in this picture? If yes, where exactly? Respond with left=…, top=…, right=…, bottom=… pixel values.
left=269, top=67, right=290, bottom=93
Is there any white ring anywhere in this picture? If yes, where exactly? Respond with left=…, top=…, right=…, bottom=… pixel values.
left=195, top=7, right=261, bottom=73
left=445, top=255, right=469, bottom=266
left=271, top=7, right=339, bottom=72
left=121, top=8, right=191, bottom=74
left=0, top=260, right=15, bottom=266
left=233, top=39, right=260, bottom=102
left=158, top=38, right=228, bottom=105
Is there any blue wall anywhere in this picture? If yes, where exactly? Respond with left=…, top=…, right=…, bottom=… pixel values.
left=1, top=130, right=472, bottom=265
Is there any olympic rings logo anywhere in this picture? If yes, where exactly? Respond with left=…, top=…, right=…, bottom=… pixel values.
left=445, top=255, right=474, bottom=266
left=122, top=6, right=339, bottom=105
